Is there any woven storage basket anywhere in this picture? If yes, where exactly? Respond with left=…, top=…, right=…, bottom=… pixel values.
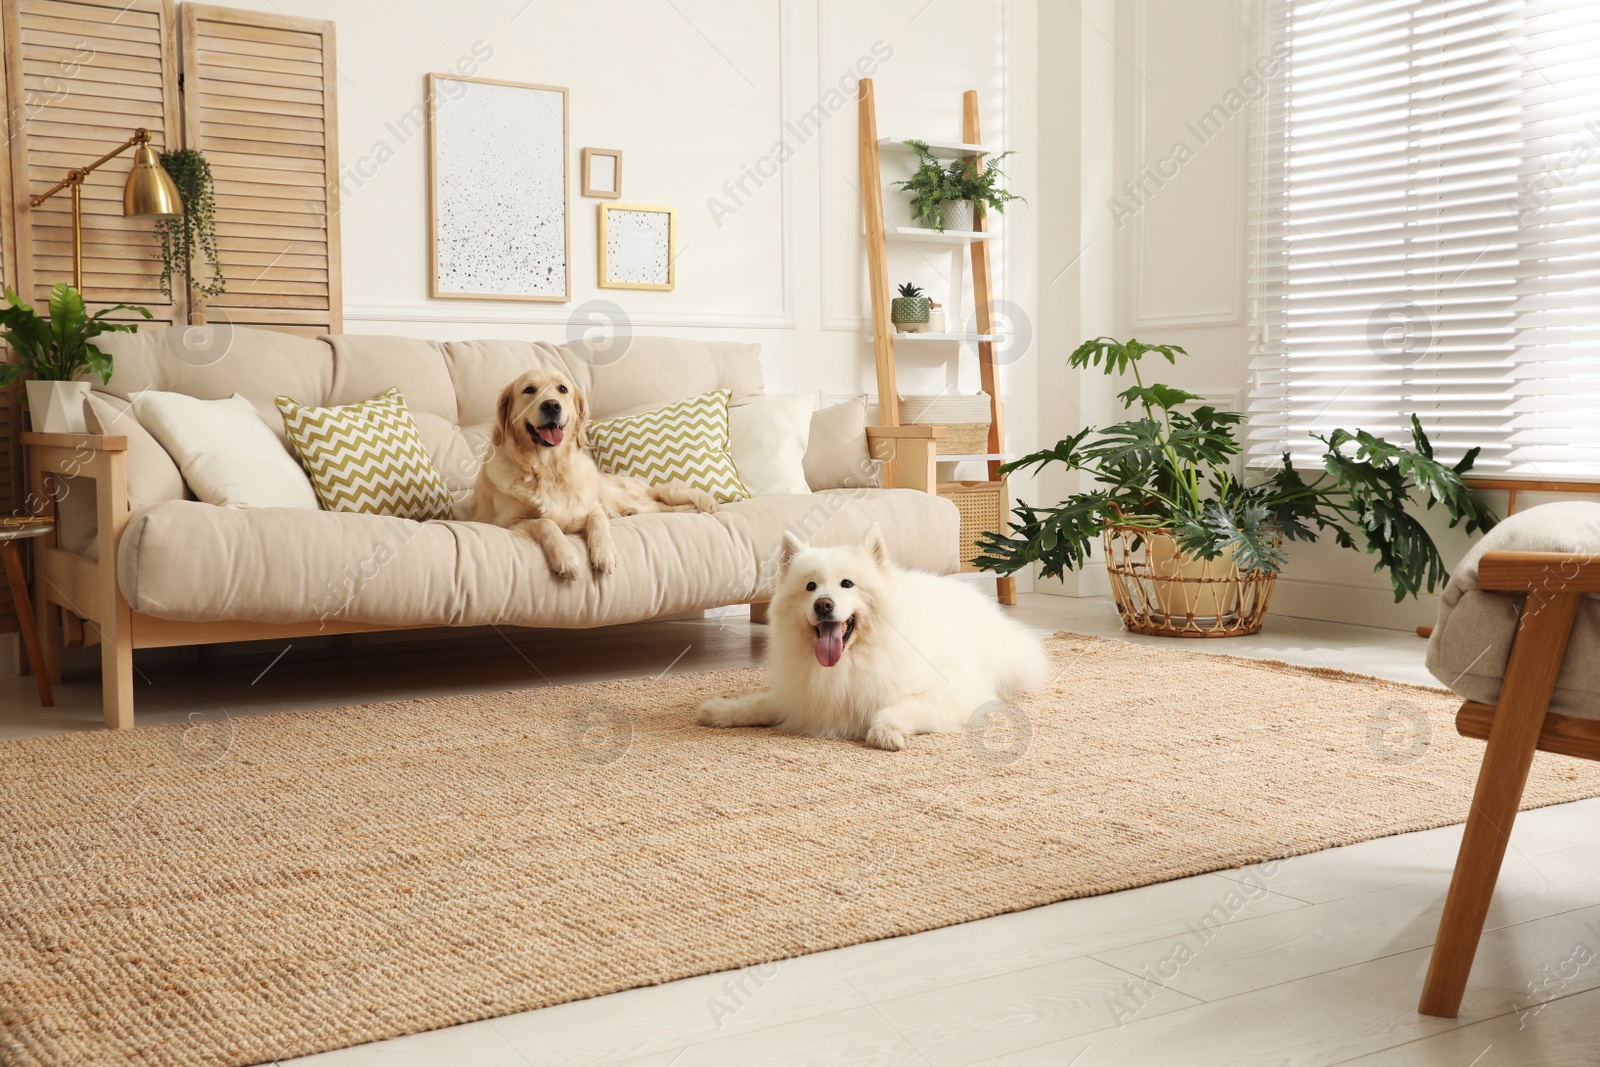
left=938, top=480, right=1006, bottom=571
left=901, top=394, right=993, bottom=455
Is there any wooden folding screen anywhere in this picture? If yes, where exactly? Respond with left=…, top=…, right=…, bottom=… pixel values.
left=180, top=3, right=340, bottom=335
left=4, top=0, right=186, bottom=322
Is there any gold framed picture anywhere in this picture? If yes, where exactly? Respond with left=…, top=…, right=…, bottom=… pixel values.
left=598, top=203, right=674, bottom=291
left=581, top=148, right=622, bottom=198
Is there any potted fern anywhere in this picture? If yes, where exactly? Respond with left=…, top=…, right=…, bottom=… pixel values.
left=891, top=282, right=930, bottom=332
left=973, top=337, right=1497, bottom=636
left=0, top=284, right=152, bottom=433
left=895, top=140, right=1024, bottom=232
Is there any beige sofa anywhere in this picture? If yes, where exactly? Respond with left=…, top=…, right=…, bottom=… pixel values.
left=23, top=328, right=958, bottom=728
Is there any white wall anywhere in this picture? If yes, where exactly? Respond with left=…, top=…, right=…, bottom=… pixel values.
left=1029, top=0, right=1488, bottom=630
left=218, top=0, right=1042, bottom=589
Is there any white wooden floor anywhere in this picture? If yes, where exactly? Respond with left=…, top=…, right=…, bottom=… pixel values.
left=5, top=592, right=1599, bottom=1065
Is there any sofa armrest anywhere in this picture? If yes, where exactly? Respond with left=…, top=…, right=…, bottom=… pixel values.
left=866, top=425, right=946, bottom=493
left=1478, top=551, right=1600, bottom=594
left=22, top=428, right=135, bottom=727
left=21, top=431, right=128, bottom=453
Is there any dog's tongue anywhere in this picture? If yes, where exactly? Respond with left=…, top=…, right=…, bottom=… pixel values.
left=537, top=425, right=564, bottom=447
left=815, top=620, right=846, bottom=667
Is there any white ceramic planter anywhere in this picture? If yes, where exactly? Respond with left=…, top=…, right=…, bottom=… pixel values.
left=941, top=199, right=975, bottom=232
left=25, top=379, right=90, bottom=434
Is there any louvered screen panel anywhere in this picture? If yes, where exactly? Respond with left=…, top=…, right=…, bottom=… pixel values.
left=4, top=0, right=184, bottom=323
left=181, top=4, right=340, bottom=336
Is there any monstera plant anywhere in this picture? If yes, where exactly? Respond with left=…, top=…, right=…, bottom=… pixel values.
left=973, top=337, right=1496, bottom=631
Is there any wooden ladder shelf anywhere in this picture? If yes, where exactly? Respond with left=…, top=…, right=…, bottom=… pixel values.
left=858, top=78, right=1016, bottom=606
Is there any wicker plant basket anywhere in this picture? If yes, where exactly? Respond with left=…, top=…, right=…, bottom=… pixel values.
left=901, top=394, right=993, bottom=455
left=939, top=479, right=1006, bottom=571
left=1102, top=524, right=1276, bottom=638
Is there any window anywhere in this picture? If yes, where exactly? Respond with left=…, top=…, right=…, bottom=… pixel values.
left=1246, top=0, right=1600, bottom=477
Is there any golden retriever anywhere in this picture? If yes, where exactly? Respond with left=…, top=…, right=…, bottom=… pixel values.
left=472, top=368, right=718, bottom=578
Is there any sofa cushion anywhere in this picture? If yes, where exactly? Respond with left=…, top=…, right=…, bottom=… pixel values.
left=276, top=388, right=453, bottom=520
left=804, top=396, right=881, bottom=490
left=84, top=392, right=185, bottom=510
left=729, top=394, right=813, bottom=496
left=116, top=490, right=959, bottom=628
left=581, top=335, right=764, bottom=421
left=1426, top=501, right=1600, bottom=719
left=133, top=392, right=320, bottom=511
left=591, top=390, right=750, bottom=504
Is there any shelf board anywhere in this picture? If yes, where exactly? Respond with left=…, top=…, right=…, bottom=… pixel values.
left=937, top=453, right=1013, bottom=463
left=878, top=137, right=991, bottom=158
left=889, top=225, right=995, bottom=245
left=872, top=331, right=1002, bottom=343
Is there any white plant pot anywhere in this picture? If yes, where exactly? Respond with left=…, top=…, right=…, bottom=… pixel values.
left=25, top=380, right=90, bottom=434
left=941, top=199, right=975, bottom=232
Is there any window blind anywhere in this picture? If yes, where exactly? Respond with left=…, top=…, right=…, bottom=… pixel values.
left=1247, top=0, right=1600, bottom=477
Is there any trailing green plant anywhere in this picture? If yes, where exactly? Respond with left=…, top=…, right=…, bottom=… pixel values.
left=894, top=140, right=1025, bottom=230
left=972, top=336, right=1499, bottom=602
left=155, top=148, right=224, bottom=298
left=0, top=283, right=150, bottom=386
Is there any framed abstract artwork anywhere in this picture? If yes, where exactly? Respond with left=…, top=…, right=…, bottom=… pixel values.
left=597, top=203, right=674, bottom=291
left=427, top=74, right=569, bottom=302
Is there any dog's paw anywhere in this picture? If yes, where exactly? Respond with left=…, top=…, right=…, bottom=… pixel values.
left=696, top=696, right=739, bottom=726
left=589, top=540, right=617, bottom=575
left=693, top=492, right=719, bottom=514
left=546, top=544, right=586, bottom=580
left=865, top=721, right=909, bottom=751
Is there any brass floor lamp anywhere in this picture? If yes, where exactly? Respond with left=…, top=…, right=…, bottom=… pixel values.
left=28, top=127, right=182, bottom=288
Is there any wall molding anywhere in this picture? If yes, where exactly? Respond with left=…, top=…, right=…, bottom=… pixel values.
left=1127, top=0, right=1247, bottom=329
left=343, top=302, right=795, bottom=330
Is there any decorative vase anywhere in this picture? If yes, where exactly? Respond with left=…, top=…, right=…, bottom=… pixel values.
left=24, top=379, right=90, bottom=434
left=891, top=295, right=930, bottom=332
left=940, top=199, right=975, bottom=232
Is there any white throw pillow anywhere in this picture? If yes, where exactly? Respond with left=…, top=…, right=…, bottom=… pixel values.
left=132, top=392, right=319, bottom=510
left=728, top=394, right=814, bottom=496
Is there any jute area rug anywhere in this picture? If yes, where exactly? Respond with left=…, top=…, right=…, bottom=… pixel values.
left=5, top=632, right=1600, bottom=1066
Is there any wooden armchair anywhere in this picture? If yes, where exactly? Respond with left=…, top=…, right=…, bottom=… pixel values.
left=1420, top=549, right=1600, bottom=1016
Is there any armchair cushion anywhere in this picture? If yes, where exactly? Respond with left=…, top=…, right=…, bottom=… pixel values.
left=1426, top=501, right=1600, bottom=719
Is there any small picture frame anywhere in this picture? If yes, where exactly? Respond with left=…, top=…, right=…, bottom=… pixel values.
left=581, top=148, right=622, bottom=199
left=598, top=203, right=674, bottom=291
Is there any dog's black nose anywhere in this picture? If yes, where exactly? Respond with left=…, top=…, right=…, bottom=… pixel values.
left=540, top=399, right=562, bottom=418
left=814, top=596, right=835, bottom=619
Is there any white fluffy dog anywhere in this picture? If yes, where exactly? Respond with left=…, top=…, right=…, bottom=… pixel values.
left=697, top=525, right=1049, bottom=750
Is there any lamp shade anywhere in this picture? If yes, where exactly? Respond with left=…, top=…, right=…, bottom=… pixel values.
left=123, top=143, right=182, bottom=218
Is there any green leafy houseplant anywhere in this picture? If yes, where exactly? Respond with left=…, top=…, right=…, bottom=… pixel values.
left=155, top=148, right=224, bottom=298
left=973, top=337, right=1498, bottom=603
left=0, top=283, right=151, bottom=388
left=894, top=140, right=1024, bottom=231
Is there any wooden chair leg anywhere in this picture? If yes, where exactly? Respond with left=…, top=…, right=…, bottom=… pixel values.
left=1419, top=590, right=1582, bottom=1017
left=1, top=541, right=52, bottom=706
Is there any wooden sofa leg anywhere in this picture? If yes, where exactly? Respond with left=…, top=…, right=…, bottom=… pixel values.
left=749, top=601, right=770, bottom=624
left=996, top=576, right=1017, bottom=606
left=1419, top=590, right=1581, bottom=1017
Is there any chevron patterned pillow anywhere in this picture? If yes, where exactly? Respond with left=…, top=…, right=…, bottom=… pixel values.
left=590, top=389, right=750, bottom=503
left=275, top=388, right=453, bottom=520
